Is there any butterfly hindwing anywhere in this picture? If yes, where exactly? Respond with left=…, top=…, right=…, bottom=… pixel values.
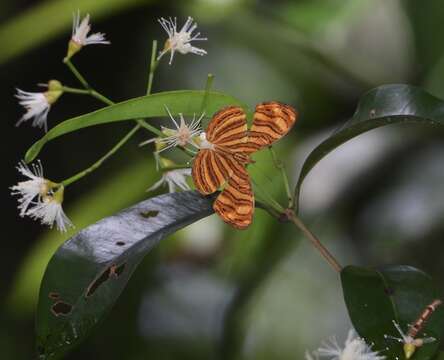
left=213, top=167, right=254, bottom=229
left=247, top=101, right=297, bottom=151
left=192, top=149, right=235, bottom=194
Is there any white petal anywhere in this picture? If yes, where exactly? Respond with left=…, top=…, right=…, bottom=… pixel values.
left=71, top=12, right=109, bottom=46
left=11, top=161, right=48, bottom=216
left=26, top=199, right=73, bottom=232
left=15, top=88, right=50, bottom=131
left=147, top=176, right=166, bottom=192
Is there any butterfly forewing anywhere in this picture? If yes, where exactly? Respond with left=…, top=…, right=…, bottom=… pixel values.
left=247, top=101, right=297, bottom=151
left=206, top=106, right=248, bottom=149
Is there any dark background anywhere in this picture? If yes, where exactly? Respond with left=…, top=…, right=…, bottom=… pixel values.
left=2, top=0, right=444, bottom=359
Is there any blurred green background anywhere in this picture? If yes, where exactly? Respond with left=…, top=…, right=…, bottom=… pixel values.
left=2, top=0, right=444, bottom=359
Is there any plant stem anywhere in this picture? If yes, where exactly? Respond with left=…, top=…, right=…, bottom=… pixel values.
left=200, top=73, right=214, bottom=114
left=269, top=146, right=293, bottom=208
left=61, top=124, right=141, bottom=187
left=60, top=50, right=164, bottom=188
left=161, top=164, right=191, bottom=171
left=138, top=120, right=163, bottom=137
left=64, top=59, right=90, bottom=89
left=90, top=90, right=114, bottom=106
left=62, top=86, right=90, bottom=95
left=286, top=210, right=342, bottom=272
left=146, top=40, right=158, bottom=96
left=251, top=179, right=286, bottom=215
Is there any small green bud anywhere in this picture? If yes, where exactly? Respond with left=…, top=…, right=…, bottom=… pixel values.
left=44, top=80, right=63, bottom=105
left=404, top=343, right=416, bottom=359
left=65, top=39, right=82, bottom=61
left=52, top=185, right=65, bottom=204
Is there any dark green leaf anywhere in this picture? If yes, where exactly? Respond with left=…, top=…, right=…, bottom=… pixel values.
left=36, top=191, right=215, bottom=359
left=294, top=84, right=444, bottom=211
left=25, top=90, right=245, bottom=163
left=341, top=265, right=444, bottom=360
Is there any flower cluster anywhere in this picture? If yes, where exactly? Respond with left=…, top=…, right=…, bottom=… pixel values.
left=142, top=108, right=204, bottom=192
left=11, top=161, right=73, bottom=232
left=140, top=107, right=203, bottom=152
left=13, top=13, right=208, bottom=231
left=305, top=329, right=386, bottom=360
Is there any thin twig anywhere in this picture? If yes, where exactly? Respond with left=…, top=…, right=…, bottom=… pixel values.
left=269, top=146, right=293, bottom=208
left=286, top=210, right=342, bottom=272
left=61, top=124, right=141, bottom=187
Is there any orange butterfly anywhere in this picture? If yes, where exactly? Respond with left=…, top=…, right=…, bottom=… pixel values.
left=192, top=102, right=297, bottom=229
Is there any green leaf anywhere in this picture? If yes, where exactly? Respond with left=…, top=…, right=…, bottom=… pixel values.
left=36, top=191, right=215, bottom=359
left=25, top=90, right=245, bottom=163
left=0, top=0, right=146, bottom=65
left=341, top=265, right=444, bottom=360
left=294, top=84, right=444, bottom=211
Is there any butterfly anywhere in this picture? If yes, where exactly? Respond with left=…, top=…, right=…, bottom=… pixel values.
left=192, top=101, right=297, bottom=229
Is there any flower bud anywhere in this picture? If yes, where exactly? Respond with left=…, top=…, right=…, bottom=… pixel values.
left=44, top=80, right=64, bottom=105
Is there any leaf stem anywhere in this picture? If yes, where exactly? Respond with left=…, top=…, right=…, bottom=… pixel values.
left=64, top=58, right=90, bottom=89
left=200, top=73, right=214, bottom=114
left=146, top=40, right=158, bottom=96
left=269, top=146, right=293, bottom=208
left=161, top=164, right=191, bottom=171
left=60, top=48, right=165, bottom=188
left=61, top=86, right=90, bottom=95
left=138, top=120, right=163, bottom=137
left=286, top=209, right=342, bottom=272
left=61, top=124, right=141, bottom=187
left=90, top=90, right=114, bottom=106
left=251, top=179, right=286, bottom=215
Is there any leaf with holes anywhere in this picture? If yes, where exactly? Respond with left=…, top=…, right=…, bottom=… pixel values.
left=25, top=90, right=246, bottom=163
left=294, top=84, right=444, bottom=211
left=341, top=265, right=444, bottom=360
left=36, top=191, right=215, bottom=359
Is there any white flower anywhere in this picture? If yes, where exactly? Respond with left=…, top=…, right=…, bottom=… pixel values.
left=157, top=16, right=207, bottom=64
left=11, top=161, right=73, bottom=232
left=385, top=320, right=436, bottom=359
left=306, top=329, right=386, bottom=360
left=71, top=11, right=110, bottom=47
left=15, top=80, right=63, bottom=132
left=66, top=11, right=110, bottom=59
left=11, top=161, right=50, bottom=216
left=26, top=191, right=73, bottom=233
left=15, top=89, right=50, bottom=131
left=148, top=168, right=192, bottom=193
left=140, top=107, right=203, bottom=152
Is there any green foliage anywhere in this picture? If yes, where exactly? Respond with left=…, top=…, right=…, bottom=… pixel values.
left=294, top=84, right=444, bottom=211
left=36, top=191, right=215, bottom=359
left=25, top=90, right=245, bottom=163
left=342, top=265, right=444, bottom=360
